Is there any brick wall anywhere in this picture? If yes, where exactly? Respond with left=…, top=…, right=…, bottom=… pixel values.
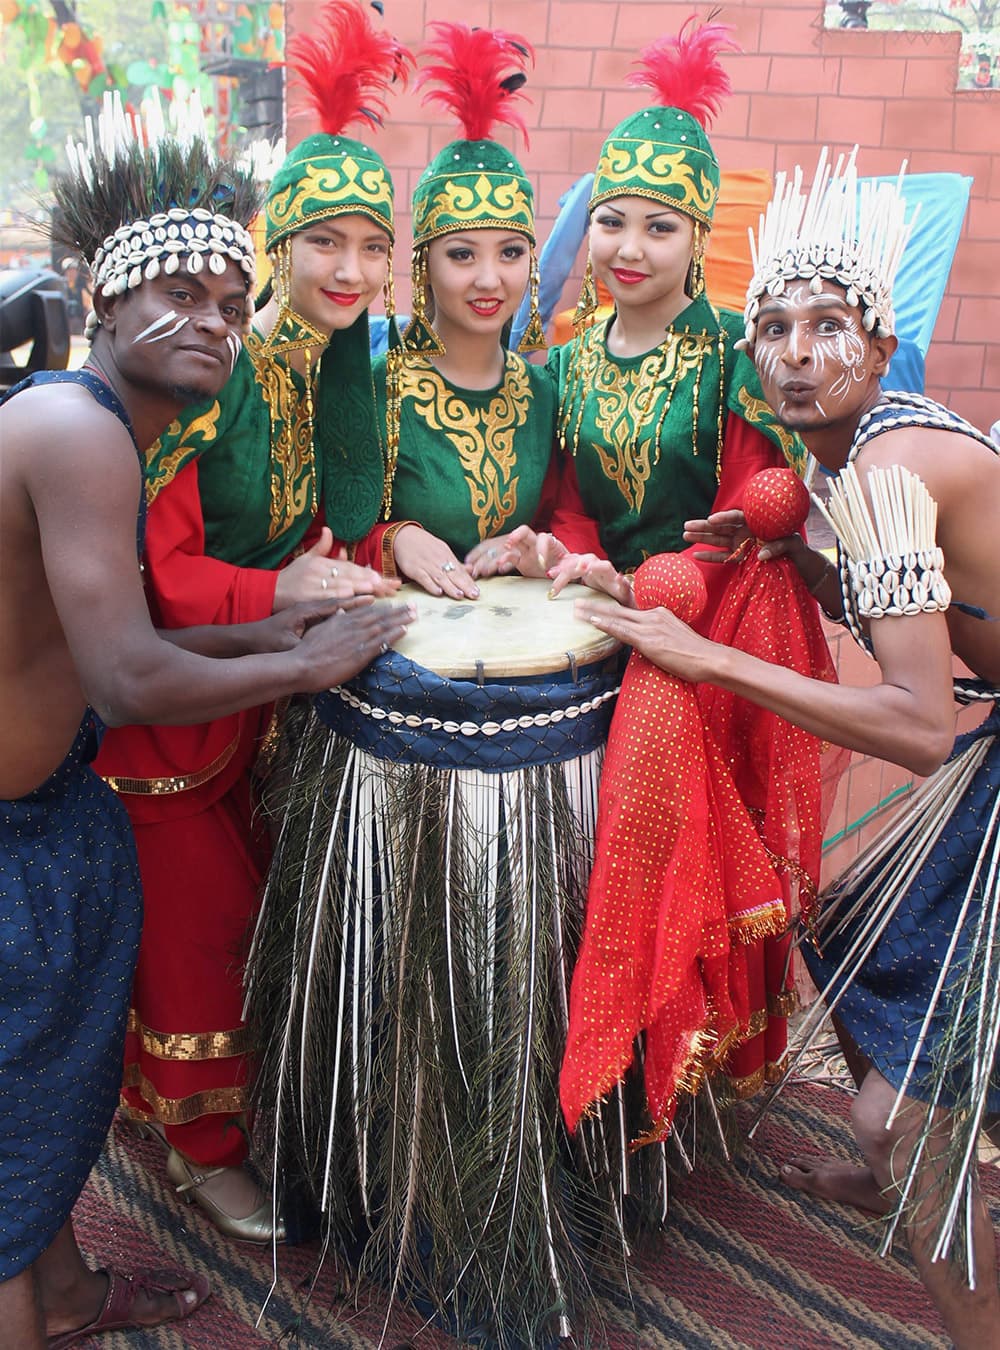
left=286, top=0, right=1000, bottom=432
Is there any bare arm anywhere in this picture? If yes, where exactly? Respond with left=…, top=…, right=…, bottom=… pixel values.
left=158, top=599, right=353, bottom=657
left=576, top=598, right=956, bottom=776
left=21, top=400, right=412, bottom=725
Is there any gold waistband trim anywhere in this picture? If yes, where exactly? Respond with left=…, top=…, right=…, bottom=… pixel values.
left=102, top=732, right=240, bottom=795
left=127, top=1009, right=254, bottom=1061
left=121, top=1069, right=248, bottom=1125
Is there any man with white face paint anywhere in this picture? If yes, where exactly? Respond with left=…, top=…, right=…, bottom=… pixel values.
left=576, top=149, right=1000, bottom=1350
left=0, top=90, right=412, bottom=1349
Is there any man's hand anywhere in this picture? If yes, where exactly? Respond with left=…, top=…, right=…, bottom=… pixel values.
left=574, top=597, right=716, bottom=684
left=392, top=524, right=480, bottom=599
left=682, top=508, right=751, bottom=563
left=683, top=509, right=816, bottom=570
left=274, top=528, right=400, bottom=610
left=241, top=598, right=356, bottom=653
left=294, top=597, right=417, bottom=692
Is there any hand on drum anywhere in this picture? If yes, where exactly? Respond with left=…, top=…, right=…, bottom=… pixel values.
left=546, top=555, right=636, bottom=606
left=295, top=595, right=417, bottom=692
left=273, top=528, right=401, bottom=611
left=392, top=524, right=480, bottom=599
left=574, top=596, right=715, bottom=684
left=470, top=525, right=568, bottom=580
left=464, top=533, right=520, bottom=579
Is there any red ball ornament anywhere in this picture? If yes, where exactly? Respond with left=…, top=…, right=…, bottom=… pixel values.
left=742, top=467, right=810, bottom=541
left=633, top=553, right=707, bottom=624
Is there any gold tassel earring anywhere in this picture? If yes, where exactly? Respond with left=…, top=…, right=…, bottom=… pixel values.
left=402, top=245, right=445, bottom=355
left=689, top=222, right=707, bottom=299
left=517, top=244, right=547, bottom=354
left=573, top=254, right=599, bottom=332
left=381, top=241, right=402, bottom=518
left=382, top=241, right=398, bottom=328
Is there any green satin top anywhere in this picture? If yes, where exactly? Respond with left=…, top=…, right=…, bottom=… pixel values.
left=376, top=351, right=557, bottom=558
left=547, top=296, right=804, bottom=570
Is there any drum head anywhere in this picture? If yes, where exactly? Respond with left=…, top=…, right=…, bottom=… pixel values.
left=387, top=575, right=620, bottom=679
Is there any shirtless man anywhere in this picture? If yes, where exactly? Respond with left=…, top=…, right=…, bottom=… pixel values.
left=573, top=154, right=999, bottom=1350
left=0, top=99, right=412, bottom=1349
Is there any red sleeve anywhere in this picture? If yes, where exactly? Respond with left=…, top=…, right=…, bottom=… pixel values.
left=352, top=520, right=390, bottom=573
left=144, top=459, right=278, bottom=628
left=547, top=452, right=606, bottom=558
left=684, top=412, right=787, bottom=633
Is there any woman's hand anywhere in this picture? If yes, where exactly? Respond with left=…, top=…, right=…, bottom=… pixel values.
left=273, top=528, right=400, bottom=610
left=574, top=597, right=719, bottom=684
left=475, top=525, right=570, bottom=580
left=545, top=554, right=636, bottom=604
left=465, top=533, right=520, bottom=579
left=392, top=524, right=480, bottom=599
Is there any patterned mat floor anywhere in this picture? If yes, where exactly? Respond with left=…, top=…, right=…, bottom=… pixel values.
left=67, top=1071, right=1000, bottom=1349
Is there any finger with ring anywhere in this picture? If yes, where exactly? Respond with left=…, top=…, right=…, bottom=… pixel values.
left=321, top=577, right=329, bottom=590
left=330, top=566, right=339, bottom=578
left=486, top=548, right=498, bottom=560
left=379, top=641, right=390, bottom=655
left=440, top=561, right=456, bottom=573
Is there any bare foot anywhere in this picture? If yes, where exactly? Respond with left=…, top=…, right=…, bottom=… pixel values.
left=780, top=1155, right=891, bottom=1215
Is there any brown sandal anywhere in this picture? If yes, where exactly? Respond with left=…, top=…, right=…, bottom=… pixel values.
left=47, top=1267, right=211, bottom=1348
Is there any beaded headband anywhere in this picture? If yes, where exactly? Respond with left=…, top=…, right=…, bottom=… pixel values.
left=53, top=90, right=262, bottom=329
left=743, top=147, right=913, bottom=343
left=91, top=206, right=256, bottom=298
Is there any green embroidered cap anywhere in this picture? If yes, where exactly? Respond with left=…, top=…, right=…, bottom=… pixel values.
left=589, top=19, right=738, bottom=229
left=412, top=137, right=534, bottom=246
left=590, top=107, right=719, bottom=227
left=265, top=132, right=396, bottom=248
left=265, top=0, right=414, bottom=249
left=410, top=22, right=536, bottom=246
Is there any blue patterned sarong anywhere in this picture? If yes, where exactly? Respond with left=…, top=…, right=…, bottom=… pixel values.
left=804, top=702, right=1000, bottom=1112
left=0, top=718, right=142, bottom=1278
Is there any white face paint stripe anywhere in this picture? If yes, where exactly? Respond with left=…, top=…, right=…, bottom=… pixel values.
left=131, top=309, right=179, bottom=344
left=144, top=315, right=191, bottom=344
left=226, top=332, right=241, bottom=372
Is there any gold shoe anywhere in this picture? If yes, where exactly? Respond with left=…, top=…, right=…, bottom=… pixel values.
left=165, top=1148, right=286, bottom=1245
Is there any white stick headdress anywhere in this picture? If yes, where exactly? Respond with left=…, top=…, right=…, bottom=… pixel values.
left=52, top=90, right=264, bottom=335
left=742, top=147, right=913, bottom=345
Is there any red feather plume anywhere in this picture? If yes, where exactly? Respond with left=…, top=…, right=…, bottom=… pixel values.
left=626, top=16, right=738, bottom=128
left=286, top=0, right=415, bottom=135
left=417, top=22, right=534, bottom=147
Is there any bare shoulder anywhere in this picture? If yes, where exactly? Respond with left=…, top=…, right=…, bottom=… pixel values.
left=2, top=381, right=139, bottom=494
left=853, top=422, right=997, bottom=506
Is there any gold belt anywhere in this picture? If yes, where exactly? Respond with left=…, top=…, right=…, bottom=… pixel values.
left=102, top=732, right=240, bottom=795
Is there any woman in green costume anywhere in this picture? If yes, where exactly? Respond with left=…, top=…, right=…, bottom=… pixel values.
left=97, top=1, right=412, bottom=1242
left=496, top=22, right=812, bottom=1115
left=353, top=24, right=556, bottom=597
left=500, top=22, right=804, bottom=633
left=246, top=25, right=647, bottom=1347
